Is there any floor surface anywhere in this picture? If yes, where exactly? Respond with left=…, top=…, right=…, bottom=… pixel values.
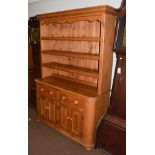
left=28, top=107, right=111, bottom=155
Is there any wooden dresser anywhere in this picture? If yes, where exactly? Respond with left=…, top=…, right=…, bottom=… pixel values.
left=35, top=5, right=117, bottom=149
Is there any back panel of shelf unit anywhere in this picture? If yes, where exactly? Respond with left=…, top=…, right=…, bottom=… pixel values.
left=40, top=20, right=101, bottom=87
left=42, top=54, right=98, bottom=70
left=42, top=68, right=98, bottom=87
left=41, top=21, right=100, bottom=38
left=41, top=40, right=99, bottom=54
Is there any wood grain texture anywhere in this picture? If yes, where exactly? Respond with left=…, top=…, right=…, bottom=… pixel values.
left=53, top=74, right=97, bottom=87
left=41, top=40, right=99, bottom=54
left=98, top=13, right=116, bottom=95
left=42, top=62, right=99, bottom=78
left=41, top=37, right=101, bottom=42
left=42, top=55, right=99, bottom=70
left=42, top=50, right=100, bottom=60
left=41, top=21, right=100, bottom=38
left=37, top=5, right=117, bottom=23
left=35, top=76, right=97, bottom=97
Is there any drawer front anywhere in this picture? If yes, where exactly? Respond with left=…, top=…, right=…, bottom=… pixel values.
left=38, top=83, right=56, bottom=98
left=38, top=83, right=49, bottom=95
left=70, top=96, right=86, bottom=110
left=58, top=90, right=86, bottom=108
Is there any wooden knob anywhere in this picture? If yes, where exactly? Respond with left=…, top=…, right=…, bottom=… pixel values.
left=45, top=105, right=49, bottom=109
left=50, top=91, right=53, bottom=95
left=41, top=88, right=44, bottom=91
left=74, top=100, right=79, bottom=104
left=67, top=116, right=70, bottom=120
left=62, top=96, right=66, bottom=100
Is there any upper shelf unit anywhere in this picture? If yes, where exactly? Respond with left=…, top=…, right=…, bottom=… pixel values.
left=37, top=5, right=118, bottom=95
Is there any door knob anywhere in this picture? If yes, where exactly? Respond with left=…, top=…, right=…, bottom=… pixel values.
left=74, top=100, right=79, bottom=104
left=62, top=96, right=66, bottom=100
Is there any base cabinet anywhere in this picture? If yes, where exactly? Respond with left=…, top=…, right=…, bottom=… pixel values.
left=36, top=81, right=108, bottom=149
left=36, top=82, right=85, bottom=140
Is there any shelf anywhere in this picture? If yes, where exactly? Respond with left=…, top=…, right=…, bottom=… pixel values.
left=42, top=62, right=99, bottom=78
left=42, top=50, right=100, bottom=60
left=41, top=37, right=101, bottom=42
left=53, top=74, right=97, bottom=87
left=36, top=76, right=98, bottom=97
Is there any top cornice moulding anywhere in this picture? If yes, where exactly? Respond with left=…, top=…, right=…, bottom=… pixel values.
left=37, top=5, right=118, bottom=20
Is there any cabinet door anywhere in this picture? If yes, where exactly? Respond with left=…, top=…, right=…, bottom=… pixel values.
left=38, top=84, right=56, bottom=125
left=59, top=105, right=69, bottom=131
left=70, top=108, right=84, bottom=137
left=38, top=87, right=48, bottom=118
left=59, top=93, right=70, bottom=131
left=70, top=98, right=85, bottom=138
left=41, top=97, right=50, bottom=120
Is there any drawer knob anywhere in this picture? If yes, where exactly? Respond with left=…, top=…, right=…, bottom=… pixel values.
left=45, top=106, right=49, bottom=109
left=50, top=91, right=53, bottom=95
left=67, top=116, right=70, bottom=120
left=41, top=88, right=44, bottom=91
left=74, top=100, right=79, bottom=104
left=62, top=96, right=66, bottom=100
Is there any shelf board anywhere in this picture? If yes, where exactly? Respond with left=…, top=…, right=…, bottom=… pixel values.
left=42, top=62, right=99, bottom=78
left=53, top=74, right=97, bottom=87
left=36, top=76, right=98, bottom=97
left=41, top=37, right=101, bottom=42
left=42, top=50, right=100, bottom=60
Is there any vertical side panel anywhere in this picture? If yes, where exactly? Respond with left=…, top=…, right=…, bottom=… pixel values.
left=98, top=13, right=116, bottom=95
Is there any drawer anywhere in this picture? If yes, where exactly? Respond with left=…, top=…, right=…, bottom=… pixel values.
left=58, top=91, right=86, bottom=109
left=37, top=83, right=49, bottom=94
left=69, top=96, right=86, bottom=110
left=37, top=83, right=56, bottom=99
